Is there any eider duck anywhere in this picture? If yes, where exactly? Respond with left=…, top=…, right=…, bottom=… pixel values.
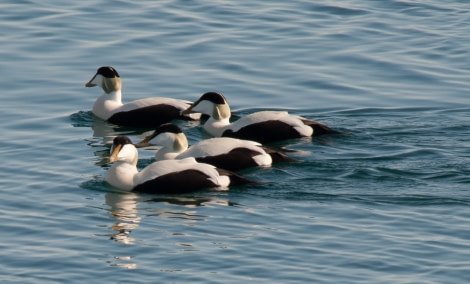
left=182, top=92, right=340, bottom=144
left=106, top=136, right=257, bottom=194
left=85, top=66, right=200, bottom=127
left=135, top=123, right=296, bottom=172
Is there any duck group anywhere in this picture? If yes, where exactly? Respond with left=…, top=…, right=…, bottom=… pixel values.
left=135, top=123, right=297, bottom=172
left=106, top=136, right=257, bottom=194
left=84, top=66, right=341, bottom=194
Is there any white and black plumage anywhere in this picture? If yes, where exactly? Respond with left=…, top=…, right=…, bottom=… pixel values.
left=106, top=136, right=257, bottom=194
left=85, top=66, right=200, bottom=127
left=136, top=123, right=296, bottom=172
left=182, top=92, right=340, bottom=144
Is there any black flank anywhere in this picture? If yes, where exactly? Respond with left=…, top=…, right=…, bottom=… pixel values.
left=108, top=105, right=187, bottom=128
left=196, top=147, right=261, bottom=172
left=223, top=120, right=302, bottom=144
left=132, top=169, right=218, bottom=194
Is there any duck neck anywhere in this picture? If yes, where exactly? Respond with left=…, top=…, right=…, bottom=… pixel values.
left=92, top=90, right=123, bottom=120
left=155, top=134, right=188, bottom=160
left=204, top=116, right=231, bottom=137
left=106, top=161, right=138, bottom=191
left=105, top=90, right=122, bottom=104
left=155, top=148, right=180, bottom=160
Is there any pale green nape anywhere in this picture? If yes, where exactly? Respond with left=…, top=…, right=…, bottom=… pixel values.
left=103, top=77, right=122, bottom=94
left=213, top=103, right=231, bottom=120
left=173, top=133, right=189, bottom=152
left=130, top=146, right=139, bottom=166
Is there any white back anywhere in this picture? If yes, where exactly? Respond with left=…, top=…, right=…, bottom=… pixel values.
left=178, top=137, right=263, bottom=158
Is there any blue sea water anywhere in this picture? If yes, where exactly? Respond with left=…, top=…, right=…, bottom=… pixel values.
left=1, top=0, right=470, bottom=283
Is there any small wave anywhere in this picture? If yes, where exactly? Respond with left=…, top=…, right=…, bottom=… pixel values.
left=309, top=3, right=369, bottom=17
left=69, top=110, right=94, bottom=128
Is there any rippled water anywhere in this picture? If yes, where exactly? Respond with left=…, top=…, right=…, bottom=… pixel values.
left=1, top=1, right=470, bottom=283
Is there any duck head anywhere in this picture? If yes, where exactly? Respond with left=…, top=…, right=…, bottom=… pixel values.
left=86, top=66, right=122, bottom=94
left=109, top=136, right=138, bottom=166
left=135, top=123, right=189, bottom=153
left=182, top=92, right=231, bottom=121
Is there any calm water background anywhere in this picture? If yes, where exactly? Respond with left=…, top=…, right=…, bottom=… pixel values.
left=1, top=1, right=470, bottom=283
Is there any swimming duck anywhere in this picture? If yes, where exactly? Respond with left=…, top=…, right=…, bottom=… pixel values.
left=106, top=136, right=256, bottom=194
left=135, top=123, right=296, bottom=172
left=182, top=92, right=339, bottom=144
left=85, top=66, right=200, bottom=127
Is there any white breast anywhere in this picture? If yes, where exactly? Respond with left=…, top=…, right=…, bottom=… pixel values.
left=106, top=162, right=139, bottom=191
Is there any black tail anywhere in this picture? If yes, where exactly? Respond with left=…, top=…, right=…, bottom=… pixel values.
left=301, top=119, right=342, bottom=136
left=262, top=146, right=298, bottom=164
left=216, top=168, right=264, bottom=186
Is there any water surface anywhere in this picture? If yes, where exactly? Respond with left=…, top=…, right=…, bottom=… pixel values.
left=1, top=1, right=470, bottom=283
